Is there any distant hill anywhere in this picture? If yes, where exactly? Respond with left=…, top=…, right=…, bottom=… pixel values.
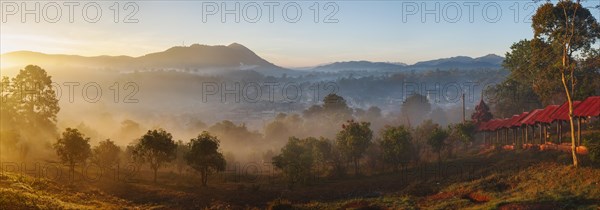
left=308, top=54, right=504, bottom=72
left=409, top=54, right=504, bottom=70
left=0, top=43, right=287, bottom=74
left=310, top=61, right=405, bottom=72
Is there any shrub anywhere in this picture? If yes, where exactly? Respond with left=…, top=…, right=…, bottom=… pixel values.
left=583, top=132, right=600, bottom=164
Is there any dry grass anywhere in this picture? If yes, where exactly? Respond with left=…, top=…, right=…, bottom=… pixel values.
left=1, top=149, right=599, bottom=209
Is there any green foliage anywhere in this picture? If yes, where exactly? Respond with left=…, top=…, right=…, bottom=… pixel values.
left=583, top=132, right=600, bottom=164
left=532, top=1, right=600, bottom=52
left=9, top=65, right=60, bottom=132
left=132, top=129, right=177, bottom=182
left=185, top=131, right=226, bottom=186
left=273, top=137, right=317, bottom=188
left=449, top=121, right=477, bottom=148
left=412, top=120, right=437, bottom=163
left=92, top=139, right=121, bottom=170
left=53, top=128, right=92, bottom=174
left=1, top=65, right=60, bottom=157
left=336, top=120, right=373, bottom=175
left=427, top=126, right=449, bottom=162
left=379, top=125, right=413, bottom=170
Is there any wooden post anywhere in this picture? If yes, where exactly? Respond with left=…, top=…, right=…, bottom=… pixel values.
left=505, top=129, right=508, bottom=145
left=557, top=121, right=561, bottom=144
left=539, top=124, right=543, bottom=145
left=544, top=125, right=548, bottom=144
left=525, top=125, right=529, bottom=145
left=462, top=93, right=465, bottom=123
left=577, top=118, right=581, bottom=146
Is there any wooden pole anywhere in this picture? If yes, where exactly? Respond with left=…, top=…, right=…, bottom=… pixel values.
left=577, top=118, right=581, bottom=146
left=462, top=93, right=465, bottom=123
left=539, top=124, right=543, bottom=145
left=525, top=125, right=529, bottom=145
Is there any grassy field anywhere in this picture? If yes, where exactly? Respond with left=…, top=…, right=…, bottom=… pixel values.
left=1, top=150, right=599, bottom=209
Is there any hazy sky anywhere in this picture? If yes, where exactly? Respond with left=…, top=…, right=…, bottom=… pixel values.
left=1, top=0, right=599, bottom=67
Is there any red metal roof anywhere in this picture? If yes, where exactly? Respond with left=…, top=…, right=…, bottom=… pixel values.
left=490, top=119, right=504, bottom=130
left=511, top=112, right=530, bottom=127
left=520, top=109, right=543, bottom=125
left=488, top=119, right=506, bottom=131
left=574, top=96, right=600, bottom=117
left=500, top=115, right=519, bottom=128
left=550, top=101, right=581, bottom=121
left=535, top=105, right=560, bottom=124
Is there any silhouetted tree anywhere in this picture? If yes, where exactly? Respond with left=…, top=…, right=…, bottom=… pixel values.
left=273, top=137, right=316, bottom=188
left=54, top=128, right=92, bottom=177
left=92, top=139, right=121, bottom=171
left=336, top=120, right=373, bottom=175
left=427, top=126, right=449, bottom=163
left=380, top=125, right=413, bottom=171
left=185, top=132, right=226, bottom=187
left=532, top=0, right=600, bottom=167
left=132, top=129, right=177, bottom=183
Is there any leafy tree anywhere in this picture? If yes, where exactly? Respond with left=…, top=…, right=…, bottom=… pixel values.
left=427, top=126, right=449, bottom=163
left=272, top=137, right=316, bottom=188
left=532, top=0, right=600, bottom=167
left=401, top=94, right=431, bottom=126
left=322, top=93, right=352, bottom=115
left=449, top=121, right=477, bottom=150
left=10, top=65, right=60, bottom=136
left=92, top=139, right=121, bottom=170
left=132, top=129, right=177, bottom=183
left=208, top=120, right=262, bottom=146
left=185, top=132, right=226, bottom=187
left=53, top=128, right=92, bottom=176
left=336, top=120, right=373, bottom=175
left=310, top=137, right=334, bottom=177
left=413, top=120, right=437, bottom=163
left=379, top=125, right=413, bottom=171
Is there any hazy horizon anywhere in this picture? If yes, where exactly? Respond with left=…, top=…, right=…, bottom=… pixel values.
left=3, top=1, right=597, bottom=67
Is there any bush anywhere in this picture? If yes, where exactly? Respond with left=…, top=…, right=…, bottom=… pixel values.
left=583, top=132, right=600, bottom=164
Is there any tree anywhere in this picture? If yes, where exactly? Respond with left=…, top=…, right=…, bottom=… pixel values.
left=336, top=120, right=373, bottom=175
left=449, top=121, right=477, bottom=150
left=401, top=94, right=431, bottom=126
left=53, top=128, right=92, bottom=177
left=185, top=132, right=226, bottom=187
left=427, top=126, right=449, bottom=163
left=413, top=120, right=437, bottom=163
left=92, top=139, right=121, bottom=171
left=379, top=125, right=413, bottom=171
left=532, top=0, right=600, bottom=167
left=471, top=99, right=493, bottom=123
left=10, top=65, right=60, bottom=136
left=132, top=129, right=177, bottom=183
left=272, top=137, right=316, bottom=188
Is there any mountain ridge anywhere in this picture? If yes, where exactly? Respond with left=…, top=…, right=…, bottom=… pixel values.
left=1, top=44, right=504, bottom=74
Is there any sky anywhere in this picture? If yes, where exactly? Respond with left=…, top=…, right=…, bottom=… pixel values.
left=1, top=0, right=599, bottom=68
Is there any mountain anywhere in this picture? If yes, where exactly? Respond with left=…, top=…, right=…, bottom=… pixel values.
left=409, top=54, right=504, bottom=70
left=310, top=61, right=405, bottom=72
left=308, top=54, right=504, bottom=72
left=0, top=43, right=287, bottom=74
